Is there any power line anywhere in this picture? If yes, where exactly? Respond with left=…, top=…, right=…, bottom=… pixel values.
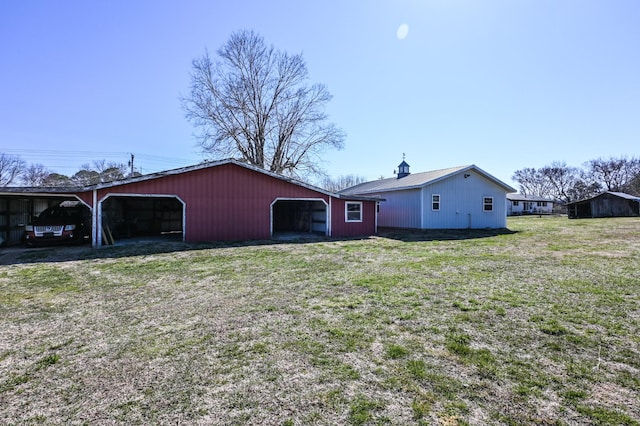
left=0, top=148, right=199, bottom=174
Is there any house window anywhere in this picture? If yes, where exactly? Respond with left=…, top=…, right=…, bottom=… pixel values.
left=345, top=202, right=362, bottom=222
left=432, top=194, right=440, bottom=211
left=513, top=200, right=519, bottom=206
left=483, top=197, right=493, bottom=212
left=537, top=201, right=547, bottom=207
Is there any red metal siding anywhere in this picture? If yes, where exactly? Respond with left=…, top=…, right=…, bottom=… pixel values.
left=75, top=192, right=93, bottom=207
left=331, top=198, right=378, bottom=237
left=72, top=163, right=377, bottom=242
left=93, top=164, right=337, bottom=242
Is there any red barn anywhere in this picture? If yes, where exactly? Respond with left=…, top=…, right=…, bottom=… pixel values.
left=1, top=159, right=380, bottom=247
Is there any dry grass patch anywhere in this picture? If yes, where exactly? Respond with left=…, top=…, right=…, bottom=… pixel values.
left=1, top=216, right=639, bottom=424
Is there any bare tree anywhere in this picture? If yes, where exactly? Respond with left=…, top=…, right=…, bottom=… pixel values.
left=540, top=162, right=579, bottom=203
left=626, top=174, right=640, bottom=196
left=182, top=30, right=345, bottom=177
left=320, top=174, right=367, bottom=192
left=0, top=153, right=26, bottom=186
left=511, top=167, right=553, bottom=197
left=20, top=163, right=51, bottom=186
left=566, top=178, right=602, bottom=201
left=584, top=156, right=640, bottom=192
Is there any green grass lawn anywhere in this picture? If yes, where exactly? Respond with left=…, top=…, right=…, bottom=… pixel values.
left=1, top=216, right=638, bottom=425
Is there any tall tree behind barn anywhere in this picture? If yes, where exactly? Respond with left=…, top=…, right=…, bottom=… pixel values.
left=182, top=30, right=345, bottom=177
left=0, top=154, right=26, bottom=186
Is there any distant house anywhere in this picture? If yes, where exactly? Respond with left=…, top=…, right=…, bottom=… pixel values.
left=567, top=191, right=640, bottom=219
left=341, top=161, right=516, bottom=229
left=507, top=194, right=554, bottom=216
left=0, top=159, right=381, bottom=247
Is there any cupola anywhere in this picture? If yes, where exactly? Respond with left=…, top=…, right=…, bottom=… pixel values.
left=396, top=156, right=410, bottom=179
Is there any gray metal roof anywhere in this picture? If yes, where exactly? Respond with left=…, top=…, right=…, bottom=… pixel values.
left=608, top=191, right=640, bottom=201
left=567, top=191, right=640, bottom=205
left=0, top=186, right=84, bottom=195
left=507, top=193, right=555, bottom=202
left=0, top=159, right=383, bottom=202
left=340, top=164, right=516, bottom=195
left=85, top=158, right=382, bottom=201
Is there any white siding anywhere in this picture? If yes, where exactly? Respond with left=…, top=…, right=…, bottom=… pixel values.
left=376, top=188, right=422, bottom=228
left=369, top=171, right=510, bottom=229
left=422, top=170, right=508, bottom=228
left=507, top=200, right=554, bottom=216
left=507, top=201, right=524, bottom=216
left=372, top=172, right=509, bottom=229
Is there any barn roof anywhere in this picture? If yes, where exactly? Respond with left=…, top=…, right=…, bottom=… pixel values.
left=83, top=158, right=381, bottom=200
left=567, top=191, right=640, bottom=205
left=0, top=186, right=84, bottom=195
left=340, top=164, right=516, bottom=195
left=607, top=191, right=640, bottom=201
left=0, top=159, right=379, bottom=202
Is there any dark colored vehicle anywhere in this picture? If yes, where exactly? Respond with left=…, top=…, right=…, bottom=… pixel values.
left=24, top=201, right=91, bottom=246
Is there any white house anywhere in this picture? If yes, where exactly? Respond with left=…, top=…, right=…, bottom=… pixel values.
left=341, top=161, right=516, bottom=229
left=506, top=194, right=554, bottom=216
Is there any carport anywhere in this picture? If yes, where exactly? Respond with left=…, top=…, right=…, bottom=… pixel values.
left=271, top=198, right=328, bottom=237
left=97, top=194, right=185, bottom=246
left=0, top=191, right=86, bottom=246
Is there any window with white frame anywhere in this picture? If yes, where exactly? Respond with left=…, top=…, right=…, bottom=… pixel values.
left=537, top=201, right=547, bottom=207
left=483, top=197, right=494, bottom=212
left=513, top=200, right=519, bottom=206
left=432, top=194, right=440, bottom=211
left=345, top=202, right=362, bottom=222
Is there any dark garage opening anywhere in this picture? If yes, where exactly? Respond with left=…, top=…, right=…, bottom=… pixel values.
left=101, top=196, right=183, bottom=245
left=0, top=195, right=80, bottom=246
left=272, top=200, right=327, bottom=237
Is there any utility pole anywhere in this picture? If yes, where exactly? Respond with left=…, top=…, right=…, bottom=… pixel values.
left=128, top=154, right=135, bottom=177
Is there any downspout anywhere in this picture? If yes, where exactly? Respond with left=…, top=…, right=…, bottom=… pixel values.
left=97, top=194, right=103, bottom=247
left=420, top=189, right=424, bottom=229
left=182, top=199, right=186, bottom=242
left=92, top=189, right=98, bottom=248
left=375, top=201, right=379, bottom=234
left=328, top=197, right=332, bottom=237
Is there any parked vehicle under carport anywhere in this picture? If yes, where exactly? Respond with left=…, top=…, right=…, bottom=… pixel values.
left=24, top=201, right=91, bottom=246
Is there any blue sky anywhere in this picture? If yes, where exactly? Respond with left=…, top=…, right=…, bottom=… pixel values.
left=1, top=1, right=638, bottom=186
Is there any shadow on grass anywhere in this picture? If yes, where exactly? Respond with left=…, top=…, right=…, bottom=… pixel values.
left=377, top=227, right=518, bottom=242
left=0, top=234, right=371, bottom=266
left=0, top=228, right=517, bottom=266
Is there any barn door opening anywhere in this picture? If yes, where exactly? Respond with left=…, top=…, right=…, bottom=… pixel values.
left=100, top=195, right=184, bottom=245
left=271, top=199, right=327, bottom=238
left=0, top=195, right=86, bottom=247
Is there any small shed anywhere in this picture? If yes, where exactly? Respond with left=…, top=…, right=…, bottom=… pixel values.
left=567, top=191, right=640, bottom=219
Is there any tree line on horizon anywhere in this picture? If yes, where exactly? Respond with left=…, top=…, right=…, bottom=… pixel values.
left=512, top=156, right=640, bottom=203
left=0, top=154, right=136, bottom=187
left=0, top=150, right=367, bottom=192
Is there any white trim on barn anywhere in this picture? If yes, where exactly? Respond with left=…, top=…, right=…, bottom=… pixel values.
left=96, top=193, right=186, bottom=247
left=345, top=201, right=363, bottom=223
left=270, top=197, right=329, bottom=237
